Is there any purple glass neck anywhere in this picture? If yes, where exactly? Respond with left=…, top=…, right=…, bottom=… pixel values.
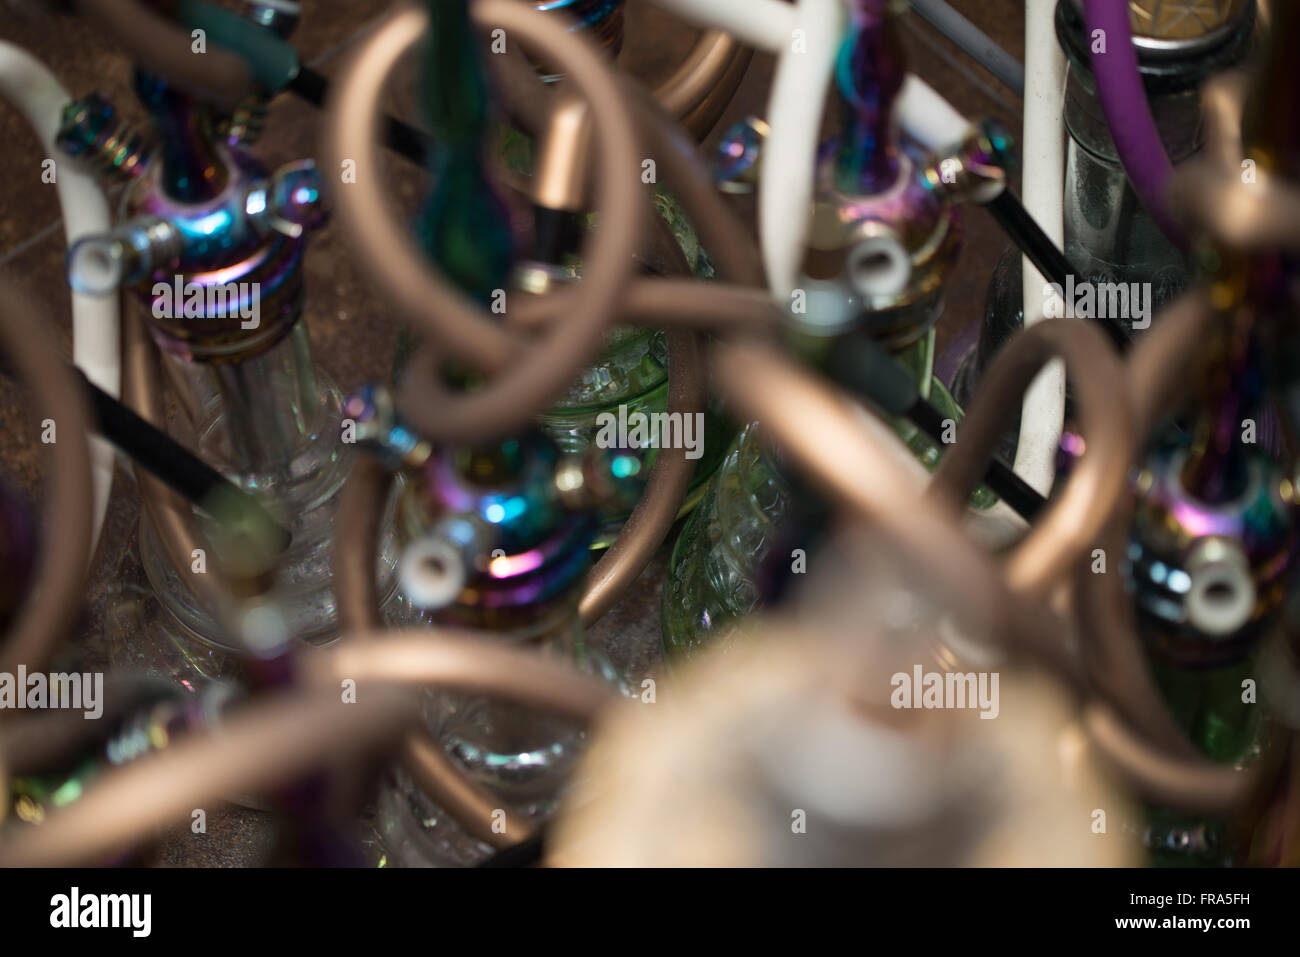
left=834, top=0, right=904, bottom=196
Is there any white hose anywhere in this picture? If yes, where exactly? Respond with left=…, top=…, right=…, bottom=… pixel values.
left=646, top=0, right=797, bottom=52
left=649, top=2, right=972, bottom=306
left=652, top=0, right=1054, bottom=513
left=895, top=74, right=973, bottom=150
left=1012, top=0, right=1067, bottom=496
left=760, top=0, right=843, bottom=298
left=891, top=65, right=1066, bottom=508
left=0, top=41, right=119, bottom=558
left=651, top=0, right=844, bottom=298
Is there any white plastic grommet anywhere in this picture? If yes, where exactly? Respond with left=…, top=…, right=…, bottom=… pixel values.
left=67, top=236, right=124, bottom=296
left=1184, top=536, right=1255, bottom=638
left=845, top=229, right=911, bottom=299
left=238, top=599, right=290, bottom=656
left=398, top=536, right=466, bottom=611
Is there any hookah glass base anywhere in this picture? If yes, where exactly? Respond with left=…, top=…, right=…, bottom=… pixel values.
left=660, top=423, right=790, bottom=661
left=539, top=327, right=729, bottom=548
left=367, top=615, right=623, bottom=867
left=107, top=343, right=411, bottom=693
left=1137, top=653, right=1267, bottom=867
left=662, top=362, right=995, bottom=662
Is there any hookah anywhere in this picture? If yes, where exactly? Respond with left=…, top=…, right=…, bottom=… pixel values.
left=952, top=0, right=1258, bottom=458
left=4, top=269, right=1260, bottom=869
left=477, top=0, right=750, bottom=547
left=4, top=0, right=1300, bottom=876
left=53, top=1, right=409, bottom=688
left=321, top=0, right=758, bottom=863
left=0, top=272, right=367, bottom=861
left=356, top=423, right=648, bottom=866
left=665, top=1, right=918, bottom=659
left=332, top=0, right=655, bottom=866
left=0, top=278, right=608, bottom=863
left=661, top=0, right=1048, bottom=660
left=1111, top=3, right=1300, bottom=865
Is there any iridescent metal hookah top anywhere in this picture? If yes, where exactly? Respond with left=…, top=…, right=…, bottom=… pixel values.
left=6, top=677, right=227, bottom=840
left=707, top=0, right=1018, bottom=353
left=54, top=6, right=373, bottom=659
left=1128, top=440, right=1297, bottom=669
left=61, top=71, right=325, bottom=364
left=343, top=0, right=645, bottom=866
left=1113, top=12, right=1300, bottom=864
left=400, top=436, right=604, bottom=634
left=793, top=0, right=962, bottom=349
left=344, top=390, right=643, bottom=868
left=356, top=0, right=645, bottom=657
left=58, top=1, right=316, bottom=366
left=1127, top=2, right=1300, bottom=672
left=660, top=1, right=984, bottom=662
left=347, top=394, right=641, bottom=636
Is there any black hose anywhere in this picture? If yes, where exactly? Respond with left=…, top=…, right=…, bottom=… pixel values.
left=984, top=190, right=1129, bottom=351
left=78, top=370, right=291, bottom=552
left=823, top=336, right=1047, bottom=521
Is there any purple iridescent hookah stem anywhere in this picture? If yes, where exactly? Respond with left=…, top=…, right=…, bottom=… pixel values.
left=834, top=0, right=903, bottom=195
left=62, top=53, right=338, bottom=659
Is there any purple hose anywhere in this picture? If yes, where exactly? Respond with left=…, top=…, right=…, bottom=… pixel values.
left=1082, top=0, right=1185, bottom=245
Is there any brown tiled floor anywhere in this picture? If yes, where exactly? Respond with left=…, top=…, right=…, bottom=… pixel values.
left=0, top=0, right=1027, bottom=864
